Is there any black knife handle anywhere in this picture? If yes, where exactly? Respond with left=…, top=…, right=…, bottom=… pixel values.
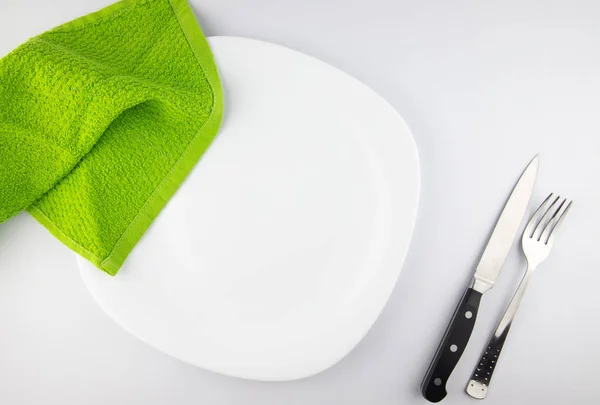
left=421, top=287, right=482, bottom=403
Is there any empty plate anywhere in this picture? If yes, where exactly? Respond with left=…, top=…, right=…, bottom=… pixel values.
left=78, top=36, right=420, bottom=381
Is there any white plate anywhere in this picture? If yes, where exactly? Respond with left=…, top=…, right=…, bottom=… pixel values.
left=78, top=36, right=420, bottom=381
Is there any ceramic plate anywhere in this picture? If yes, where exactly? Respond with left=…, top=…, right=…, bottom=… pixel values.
left=78, top=36, right=420, bottom=381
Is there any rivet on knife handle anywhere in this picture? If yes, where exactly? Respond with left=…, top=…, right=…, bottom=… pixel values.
left=421, top=287, right=482, bottom=403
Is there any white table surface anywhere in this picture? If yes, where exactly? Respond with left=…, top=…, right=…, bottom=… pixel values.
left=0, top=0, right=598, bottom=404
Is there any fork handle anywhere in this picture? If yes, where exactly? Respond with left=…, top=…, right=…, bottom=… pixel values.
left=466, top=271, right=534, bottom=399
left=421, top=287, right=482, bottom=403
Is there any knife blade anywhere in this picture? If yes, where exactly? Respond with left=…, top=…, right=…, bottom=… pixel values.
left=421, top=156, right=539, bottom=403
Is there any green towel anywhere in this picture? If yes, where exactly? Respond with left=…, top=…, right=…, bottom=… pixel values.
left=0, top=0, right=223, bottom=275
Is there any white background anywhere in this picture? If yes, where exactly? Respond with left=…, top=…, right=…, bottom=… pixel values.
left=0, top=0, right=598, bottom=404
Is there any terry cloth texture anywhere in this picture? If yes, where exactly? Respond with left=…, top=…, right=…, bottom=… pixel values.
left=0, top=0, right=223, bottom=275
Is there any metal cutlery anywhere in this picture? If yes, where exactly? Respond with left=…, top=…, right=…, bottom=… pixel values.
left=466, top=193, right=572, bottom=399
left=421, top=156, right=538, bottom=403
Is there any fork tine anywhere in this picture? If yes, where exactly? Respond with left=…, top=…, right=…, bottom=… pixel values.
left=533, top=195, right=561, bottom=240
left=539, top=198, right=567, bottom=243
left=524, top=193, right=556, bottom=239
left=546, top=200, right=573, bottom=245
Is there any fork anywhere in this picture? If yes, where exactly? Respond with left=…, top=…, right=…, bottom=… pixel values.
left=466, top=193, right=572, bottom=399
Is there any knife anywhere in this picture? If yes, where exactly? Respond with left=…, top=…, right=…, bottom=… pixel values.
left=421, top=156, right=539, bottom=403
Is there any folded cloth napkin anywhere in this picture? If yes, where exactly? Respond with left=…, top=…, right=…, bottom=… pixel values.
left=0, top=0, right=223, bottom=275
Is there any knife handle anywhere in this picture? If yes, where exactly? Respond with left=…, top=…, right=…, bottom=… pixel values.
left=421, top=287, right=482, bottom=403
